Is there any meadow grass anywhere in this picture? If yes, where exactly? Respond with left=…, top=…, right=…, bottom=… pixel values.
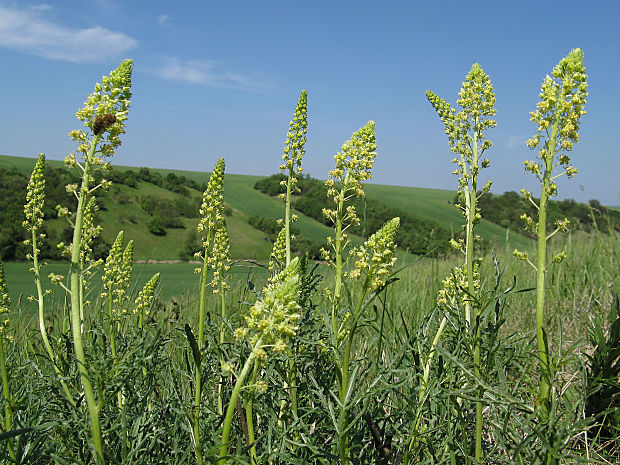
left=1, top=51, right=618, bottom=465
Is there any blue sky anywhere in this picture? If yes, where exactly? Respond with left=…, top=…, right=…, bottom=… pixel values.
left=0, top=0, right=618, bottom=205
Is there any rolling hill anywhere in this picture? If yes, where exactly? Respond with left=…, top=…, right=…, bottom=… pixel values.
left=0, top=153, right=532, bottom=260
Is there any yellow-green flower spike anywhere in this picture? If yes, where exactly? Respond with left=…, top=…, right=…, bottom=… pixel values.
left=102, top=231, right=124, bottom=297
left=197, top=158, right=225, bottom=249
left=0, top=262, right=11, bottom=340
left=23, top=153, right=46, bottom=237
left=281, top=89, right=308, bottom=185
left=525, top=48, right=587, bottom=187
left=73, top=59, right=133, bottom=159
left=268, top=226, right=287, bottom=275
left=134, top=273, right=160, bottom=317
left=209, top=221, right=231, bottom=293
left=241, top=257, right=302, bottom=351
left=349, top=217, right=400, bottom=291
left=80, top=197, right=103, bottom=267
left=325, top=120, right=377, bottom=206
left=323, top=121, right=377, bottom=251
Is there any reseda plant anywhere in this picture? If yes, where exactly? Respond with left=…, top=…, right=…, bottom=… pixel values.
left=190, top=157, right=225, bottom=465
left=424, top=63, right=496, bottom=463
left=279, top=90, right=308, bottom=267
left=322, top=120, right=377, bottom=328
left=60, top=58, right=133, bottom=465
left=319, top=121, right=400, bottom=464
left=23, top=153, right=76, bottom=407
left=514, top=48, right=588, bottom=460
left=0, top=262, right=15, bottom=462
left=219, top=257, right=302, bottom=464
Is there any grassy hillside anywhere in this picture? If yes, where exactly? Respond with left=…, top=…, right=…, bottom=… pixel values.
left=0, top=153, right=530, bottom=259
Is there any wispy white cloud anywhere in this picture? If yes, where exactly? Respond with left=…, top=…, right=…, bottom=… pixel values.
left=506, top=135, right=524, bottom=149
left=152, top=57, right=274, bottom=93
left=0, top=5, right=137, bottom=63
left=157, top=14, right=171, bottom=26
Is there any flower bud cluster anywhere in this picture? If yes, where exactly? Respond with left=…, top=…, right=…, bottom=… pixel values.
left=72, top=59, right=133, bottom=158
left=209, top=221, right=231, bottom=293
left=268, top=227, right=287, bottom=275
left=23, top=154, right=46, bottom=236
left=525, top=49, right=587, bottom=181
left=237, top=258, right=302, bottom=355
left=80, top=197, right=103, bottom=268
left=325, top=121, right=376, bottom=204
left=197, top=158, right=225, bottom=250
left=0, top=263, right=11, bottom=341
left=280, top=90, right=308, bottom=194
left=134, top=273, right=160, bottom=317
left=436, top=263, right=481, bottom=308
left=101, top=231, right=134, bottom=306
left=427, top=64, right=496, bottom=222
left=323, top=121, right=376, bottom=262
left=349, top=217, right=400, bottom=291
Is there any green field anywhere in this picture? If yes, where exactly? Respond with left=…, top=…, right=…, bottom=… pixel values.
left=1, top=153, right=533, bottom=262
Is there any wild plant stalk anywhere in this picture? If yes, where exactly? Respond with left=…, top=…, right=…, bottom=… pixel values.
left=339, top=217, right=399, bottom=463
left=321, top=121, right=377, bottom=465
left=101, top=231, right=133, bottom=411
left=210, top=221, right=231, bottom=416
left=59, top=59, right=133, bottom=465
left=23, top=153, right=77, bottom=407
left=279, top=89, right=308, bottom=266
left=192, top=157, right=225, bottom=465
left=276, top=89, right=307, bottom=426
left=0, top=262, right=15, bottom=462
left=426, top=63, right=496, bottom=462
left=219, top=258, right=301, bottom=464
left=514, top=49, right=587, bottom=431
left=134, top=272, right=160, bottom=330
left=322, top=121, right=376, bottom=336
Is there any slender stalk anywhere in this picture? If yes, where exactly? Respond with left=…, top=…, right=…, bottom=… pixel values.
left=33, top=228, right=76, bottom=407
left=332, top=175, right=349, bottom=336
left=534, top=121, right=559, bottom=419
left=192, top=247, right=211, bottom=465
left=0, top=337, right=15, bottom=462
left=338, top=281, right=369, bottom=465
left=217, top=286, right=227, bottom=416
left=285, top=174, right=292, bottom=266
left=244, top=361, right=259, bottom=465
left=69, top=134, right=104, bottom=465
left=219, top=338, right=262, bottom=464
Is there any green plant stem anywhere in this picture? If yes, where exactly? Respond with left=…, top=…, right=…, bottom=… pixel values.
left=0, top=337, right=15, bottom=462
left=332, top=174, right=349, bottom=336
left=217, top=286, right=227, bottom=416
left=469, top=120, right=482, bottom=464
left=33, top=229, right=76, bottom=407
left=244, top=360, right=259, bottom=465
left=338, top=278, right=369, bottom=465
left=285, top=172, right=293, bottom=266
left=193, top=250, right=211, bottom=465
left=219, top=338, right=262, bottom=464
left=69, top=134, right=104, bottom=465
left=535, top=123, right=560, bottom=421
left=407, top=315, right=448, bottom=456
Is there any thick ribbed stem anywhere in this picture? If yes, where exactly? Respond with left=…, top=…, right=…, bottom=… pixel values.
left=219, top=339, right=261, bottom=464
left=69, top=135, right=104, bottom=465
left=0, top=337, right=15, bottom=461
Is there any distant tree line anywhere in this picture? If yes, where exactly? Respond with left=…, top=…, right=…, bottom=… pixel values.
left=247, top=215, right=326, bottom=260
left=476, top=191, right=620, bottom=235
left=0, top=166, right=108, bottom=260
left=255, top=174, right=453, bottom=256
left=107, top=166, right=207, bottom=196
